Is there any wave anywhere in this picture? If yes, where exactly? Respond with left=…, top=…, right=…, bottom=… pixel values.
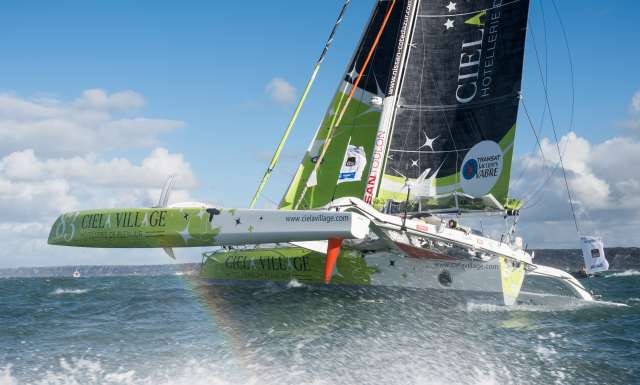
left=463, top=297, right=630, bottom=313
left=462, top=302, right=578, bottom=313
left=286, top=279, right=304, bottom=288
left=0, top=357, right=508, bottom=385
left=606, top=270, right=640, bottom=278
left=50, top=288, right=90, bottom=295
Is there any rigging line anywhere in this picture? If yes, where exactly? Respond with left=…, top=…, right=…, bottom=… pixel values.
left=511, top=5, right=550, bottom=188
left=521, top=0, right=578, bottom=217
left=521, top=98, right=547, bottom=165
left=538, top=0, right=549, bottom=137
left=259, top=193, right=280, bottom=208
left=550, top=0, right=576, bottom=137
left=514, top=98, right=553, bottom=206
left=294, top=0, right=399, bottom=210
left=248, top=0, right=351, bottom=209
left=514, top=3, right=558, bottom=202
left=532, top=62, right=580, bottom=235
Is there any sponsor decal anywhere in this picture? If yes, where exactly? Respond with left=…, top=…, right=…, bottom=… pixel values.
left=387, top=0, right=415, bottom=97
left=455, top=0, right=504, bottom=104
left=337, top=145, right=367, bottom=184
left=415, top=224, right=430, bottom=233
left=459, top=141, right=503, bottom=197
left=224, top=255, right=311, bottom=273
left=285, top=214, right=349, bottom=224
left=435, top=261, right=499, bottom=271
left=364, top=131, right=387, bottom=204
left=79, top=210, right=168, bottom=230
left=462, top=158, right=478, bottom=180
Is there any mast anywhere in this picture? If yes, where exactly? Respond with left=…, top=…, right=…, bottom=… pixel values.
left=249, top=0, right=351, bottom=209
left=363, top=0, right=420, bottom=206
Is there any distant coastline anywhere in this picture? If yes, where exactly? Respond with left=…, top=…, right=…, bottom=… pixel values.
left=533, top=247, right=640, bottom=271
left=0, top=263, right=201, bottom=278
left=1, top=247, right=638, bottom=278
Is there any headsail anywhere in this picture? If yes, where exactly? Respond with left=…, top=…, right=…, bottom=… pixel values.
left=581, top=236, right=609, bottom=275
left=280, top=0, right=419, bottom=210
left=376, top=0, right=530, bottom=213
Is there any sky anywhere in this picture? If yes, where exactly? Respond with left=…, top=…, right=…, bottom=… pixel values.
left=1, top=0, right=639, bottom=268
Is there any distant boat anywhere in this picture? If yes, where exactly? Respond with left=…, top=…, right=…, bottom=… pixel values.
left=72, top=269, right=81, bottom=278
left=571, top=237, right=610, bottom=279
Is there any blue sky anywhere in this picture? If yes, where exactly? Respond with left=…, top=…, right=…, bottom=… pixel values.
left=1, top=0, right=639, bottom=267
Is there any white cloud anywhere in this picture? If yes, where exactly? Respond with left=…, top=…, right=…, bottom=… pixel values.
left=623, top=90, right=640, bottom=131
left=631, top=91, right=640, bottom=114
left=75, top=89, right=145, bottom=111
left=265, top=77, right=297, bottom=105
left=510, top=132, right=640, bottom=247
left=0, top=89, right=206, bottom=268
left=0, top=147, right=196, bottom=222
left=0, top=89, right=183, bottom=157
left=0, top=146, right=201, bottom=268
left=0, top=148, right=196, bottom=188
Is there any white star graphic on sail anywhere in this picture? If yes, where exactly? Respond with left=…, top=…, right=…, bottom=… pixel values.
left=411, top=159, right=419, bottom=168
left=178, top=222, right=192, bottom=242
left=347, top=66, right=359, bottom=81
left=419, top=132, right=439, bottom=151
left=444, top=19, right=454, bottom=30
left=354, top=73, right=385, bottom=118
left=446, top=2, right=456, bottom=12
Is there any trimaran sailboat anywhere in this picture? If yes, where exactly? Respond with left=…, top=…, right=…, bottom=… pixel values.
left=48, top=0, right=598, bottom=305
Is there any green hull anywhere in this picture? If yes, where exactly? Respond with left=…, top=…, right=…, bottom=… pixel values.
left=49, top=208, right=221, bottom=248
left=201, top=247, right=374, bottom=285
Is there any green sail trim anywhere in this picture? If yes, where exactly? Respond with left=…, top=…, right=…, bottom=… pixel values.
left=280, top=0, right=416, bottom=210
left=376, top=124, right=517, bottom=212
left=280, top=92, right=382, bottom=210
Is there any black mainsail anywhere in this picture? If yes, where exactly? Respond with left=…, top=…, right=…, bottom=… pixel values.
left=377, top=0, right=530, bottom=213
left=281, top=0, right=530, bottom=214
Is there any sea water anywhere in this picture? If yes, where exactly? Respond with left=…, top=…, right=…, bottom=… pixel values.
left=1, top=271, right=639, bottom=385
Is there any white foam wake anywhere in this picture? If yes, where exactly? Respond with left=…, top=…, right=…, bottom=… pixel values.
left=50, top=288, right=90, bottom=295
left=606, top=270, right=640, bottom=278
left=0, top=356, right=510, bottom=385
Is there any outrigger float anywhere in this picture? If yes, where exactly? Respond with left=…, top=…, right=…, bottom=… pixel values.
left=49, top=0, right=596, bottom=305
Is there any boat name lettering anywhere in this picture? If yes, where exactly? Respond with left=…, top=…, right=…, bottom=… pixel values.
left=80, top=210, right=168, bottom=230
left=456, top=0, right=503, bottom=103
left=364, top=131, right=387, bottom=204
left=224, top=255, right=311, bottom=272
